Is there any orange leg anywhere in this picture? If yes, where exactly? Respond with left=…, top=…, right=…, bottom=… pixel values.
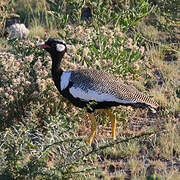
left=85, top=110, right=116, bottom=148
left=87, top=113, right=97, bottom=145
left=98, top=109, right=116, bottom=140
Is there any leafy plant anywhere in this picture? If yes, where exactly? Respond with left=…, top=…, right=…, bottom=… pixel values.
left=0, top=0, right=19, bottom=36
left=0, top=114, right=95, bottom=179
left=88, top=0, right=155, bottom=31
left=46, top=0, right=85, bottom=28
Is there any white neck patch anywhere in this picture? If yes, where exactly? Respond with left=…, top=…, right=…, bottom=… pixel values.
left=56, top=44, right=66, bottom=52
left=60, top=71, right=72, bottom=91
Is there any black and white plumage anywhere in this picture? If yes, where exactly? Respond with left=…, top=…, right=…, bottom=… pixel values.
left=38, top=38, right=159, bottom=145
left=60, top=69, right=158, bottom=112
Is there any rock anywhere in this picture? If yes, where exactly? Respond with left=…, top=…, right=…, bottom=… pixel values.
left=5, top=17, right=21, bottom=28
left=9, top=23, right=29, bottom=39
left=0, top=17, right=21, bottom=38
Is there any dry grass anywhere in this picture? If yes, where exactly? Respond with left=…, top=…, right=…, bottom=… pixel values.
left=0, top=38, right=11, bottom=51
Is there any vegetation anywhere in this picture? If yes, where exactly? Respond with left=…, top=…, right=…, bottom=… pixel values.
left=0, top=0, right=179, bottom=179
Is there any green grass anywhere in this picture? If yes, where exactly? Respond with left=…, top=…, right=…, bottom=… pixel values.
left=0, top=0, right=180, bottom=179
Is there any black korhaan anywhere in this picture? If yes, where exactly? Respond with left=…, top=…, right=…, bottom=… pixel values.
left=38, top=38, right=159, bottom=145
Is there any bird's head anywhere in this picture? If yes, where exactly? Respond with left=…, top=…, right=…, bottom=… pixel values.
left=38, top=38, right=67, bottom=57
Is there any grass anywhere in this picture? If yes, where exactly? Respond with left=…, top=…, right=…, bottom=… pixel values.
left=0, top=0, right=180, bottom=179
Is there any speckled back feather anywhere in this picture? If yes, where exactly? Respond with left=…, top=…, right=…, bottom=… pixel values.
left=70, top=69, right=159, bottom=110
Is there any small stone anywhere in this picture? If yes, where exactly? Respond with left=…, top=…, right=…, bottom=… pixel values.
left=9, top=23, right=29, bottom=39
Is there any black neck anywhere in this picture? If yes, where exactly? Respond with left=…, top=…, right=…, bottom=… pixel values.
left=51, top=53, right=64, bottom=90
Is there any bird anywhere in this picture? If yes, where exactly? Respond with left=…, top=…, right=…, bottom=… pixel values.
left=38, top=38, right=159, bottom=146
